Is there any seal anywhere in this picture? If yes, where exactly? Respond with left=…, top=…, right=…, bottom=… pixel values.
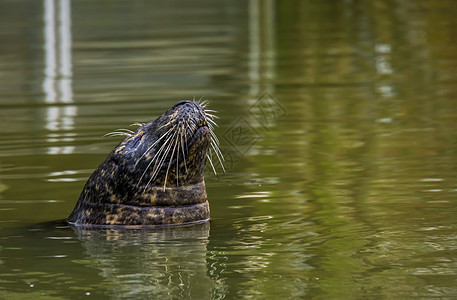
left=67, top=100, right=223, bottom=227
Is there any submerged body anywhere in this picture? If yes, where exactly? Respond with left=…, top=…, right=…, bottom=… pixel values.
left=68, top=101, right=221, bottom=227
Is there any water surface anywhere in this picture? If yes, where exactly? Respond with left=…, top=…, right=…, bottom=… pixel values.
left=1, top=0, right=457, bottom=299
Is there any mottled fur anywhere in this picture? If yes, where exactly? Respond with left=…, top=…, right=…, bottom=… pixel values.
left=68, top=101, right=218, bottom=227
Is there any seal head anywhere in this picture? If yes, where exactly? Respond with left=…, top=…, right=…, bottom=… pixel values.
left=68, top=100, right=222, bottom=227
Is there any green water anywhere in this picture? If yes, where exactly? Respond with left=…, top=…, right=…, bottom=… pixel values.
left=1, top=0, right=457, bottom=299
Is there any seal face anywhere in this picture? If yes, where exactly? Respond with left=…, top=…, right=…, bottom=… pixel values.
left=68, top=101, right=223, bottom=227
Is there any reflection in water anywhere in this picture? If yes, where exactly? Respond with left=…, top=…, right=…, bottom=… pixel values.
left=248, top=0, right=276, bottom=107
left=72, top=223, right=226, bottom=299
left=43, top=0, right=76, bottom=155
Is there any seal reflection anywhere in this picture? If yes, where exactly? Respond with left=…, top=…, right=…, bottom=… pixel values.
left=71, top=222, right=224, bottom=298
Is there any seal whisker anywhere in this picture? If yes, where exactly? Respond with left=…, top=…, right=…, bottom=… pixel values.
left=189, top=117, right=198, bottom=127
left=142, top=145, right=173, bottom=192
left=205, top=115, right=219, bottom=123
left=149, top=129, right=177, bottom=182
left=206, top=153, right=218, bottom=175
left=208, top=128, right=220, bottom=145
left=210, top=136, right=224, bottom=160
left=207, top=121, right=222, bottom=152
left=138, top=128, right=176, bottom=188
left=209, top=130, right=225, bottom=172
left=206, top=118, right=219, bottom=128
left=184, top=122, right=191, bottom=168
left=204, top=106, right=218, bottom=117
left=204, top=109, right=218, bottom=115
left=209, top=132, right=223, bottom=162
left=175, top=122, right=187, bottom=186
left=164, top=130, right=181, bottom=191
left=195, top=97, right=208, bottom=107
left=202, top=103, right=224, bottom=173
left=180, top=124, right=188, bottom=173
left=138, top=138, right=170, bottom=188
left=206, top=116, right=218, bottom=123
left=158, top=121, right=173, bottom=130
left=176, top=135, right=180, bottom=187
left=201, top=98, right=210, bottom=105
left=134, top=126, right=174, bottom=170
left=151, top=130, right=178, bottom=191
left=210, top=141, right=225, bottom=172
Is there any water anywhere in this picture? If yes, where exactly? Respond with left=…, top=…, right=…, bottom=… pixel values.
left=1, top=0, right=457, bottom=299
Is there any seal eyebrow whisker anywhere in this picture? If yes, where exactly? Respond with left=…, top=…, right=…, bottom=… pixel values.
left=104, top=128, right=134, bottom=138
left=130, top=122, right=144, bottom=127
left=121, top=128, right=135, bottom=133
left=104, top=131, right=133, bottom=138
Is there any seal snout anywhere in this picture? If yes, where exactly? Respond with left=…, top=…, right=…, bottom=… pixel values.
left=170, top=101, right=209, bottom=141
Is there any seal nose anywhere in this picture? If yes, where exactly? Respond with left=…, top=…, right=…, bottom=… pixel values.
left=175, top=100, right=191, bottom=107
